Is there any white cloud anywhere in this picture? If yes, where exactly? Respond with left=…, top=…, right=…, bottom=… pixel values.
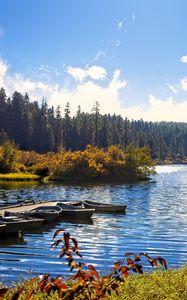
left=115, top=40, right=122, bottom=47
left=1, top=57, right=187, bottom=122
left=132, top=12, right=136, bottom=21
left=167, top=83, right=178, bottom=94
left=48, top=69, right=127, bottom=115
left=125, top=95, right=187, bottom=122
left=0, top=59, right=8, bottom=88
left=0, top=59, right=8, bottom=76
left=118, top=20, right=124, bottom=30
left=181, top=55, right=187, bottom=63
left=66, top=66, right=87, bottom=81
left=66, top=65, right=107, bottom=81
left=181, top=77, right=187, bottom=90
left=87, top=65, right=107, bottom=80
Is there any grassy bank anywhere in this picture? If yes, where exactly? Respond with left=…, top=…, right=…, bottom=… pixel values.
left=1, top=267, right=187, bottom=299
left=0, top=173, right=41, bottom=181
left=120, top=267, right=187, bottom=300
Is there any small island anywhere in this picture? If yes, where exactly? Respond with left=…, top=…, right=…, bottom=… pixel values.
left=0, top=141, right=155, bottom=183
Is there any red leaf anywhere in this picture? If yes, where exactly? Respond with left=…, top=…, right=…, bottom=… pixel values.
left=119, top=266, right=129, bottom=278
left=126, top=258, right=134, bottom=265
left=134, top=255, right=141, bottom=262
left=75, top=249, right=82, bottom=258
left=71, top=237, right=79, bottom=249
left=112, top=261, right=122, bottom=270
left=60, top=249, right=66, bottom=257
left=88, top=265, right=100, bottom=280
left=157, top=257, right=168, bottom=270
left=64, top=232, right=70, bottom=249
left=51, top=238, right=63, bottom=248
left=0, top=288, right=8, bottom=299
left=148, top=257, right=167, bottom=270
left=52, top=228, right=64, bottom=240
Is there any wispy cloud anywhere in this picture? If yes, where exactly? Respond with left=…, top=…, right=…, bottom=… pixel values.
left=167, top=83, right=178, bottom=94
left=94, top=51, right=106, bottom=61
left=115, top=40, right=122, bottom=47
left=132, top=12, right=136, bottom=21
left=117, top=20, right=124, bottom=30
left=181, top=55, right=187, bottom=63
left=181, top=77, right=187, bottom=90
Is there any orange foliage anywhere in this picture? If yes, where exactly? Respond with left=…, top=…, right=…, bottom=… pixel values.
left=0, top=229, right=167, bottom=299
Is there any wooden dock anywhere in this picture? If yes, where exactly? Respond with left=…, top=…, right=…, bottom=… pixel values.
left=0, top=201, right=58, bottom=216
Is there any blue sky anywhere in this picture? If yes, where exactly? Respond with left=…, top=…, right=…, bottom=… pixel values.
left=0, top=0, right=187, bottom=121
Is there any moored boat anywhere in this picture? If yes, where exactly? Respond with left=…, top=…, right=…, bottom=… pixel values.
left=82, top=200, right=127, bottom=213
left=3, top=211, right=44, bottom=229
left=57, top=202, right=95, bottom=219
left=0, top=223, right=6, bottom=235
left=23, top=205, right=62, bottom=223
left=0, top=215, right=32, bottom=234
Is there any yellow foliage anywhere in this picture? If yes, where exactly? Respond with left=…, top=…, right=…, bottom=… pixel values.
left=0, top=143, right=155, bottom=181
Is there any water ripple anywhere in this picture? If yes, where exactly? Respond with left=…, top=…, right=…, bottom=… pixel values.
left=0, top=165, right=187, bottom=283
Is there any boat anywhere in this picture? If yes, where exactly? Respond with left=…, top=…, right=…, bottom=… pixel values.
left=3, top=211, right=44, bottom=230
left=23, top=205, right=62, bottom=223
left=82, top=200, right=127, bottom=213
left=0, top=215, right=33, bottom=234
left=0, top=223, right=6, bottom=235
left=57, top=202, right=95, bottom=219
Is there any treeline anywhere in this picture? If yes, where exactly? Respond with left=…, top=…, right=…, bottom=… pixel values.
left=0, top=87, right=187, bottom=159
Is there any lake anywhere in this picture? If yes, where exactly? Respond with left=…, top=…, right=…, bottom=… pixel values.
left=0, top=165, right=187, bottom=283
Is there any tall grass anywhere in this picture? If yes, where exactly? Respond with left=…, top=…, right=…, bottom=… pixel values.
left=0, top=173, right=41, bottom=181
left=119, top=267, right=187, bottom=300
left=1, top=267, right=187, bottom=299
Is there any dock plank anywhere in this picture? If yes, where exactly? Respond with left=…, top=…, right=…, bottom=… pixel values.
left=0, top=201, right=58, bottom=216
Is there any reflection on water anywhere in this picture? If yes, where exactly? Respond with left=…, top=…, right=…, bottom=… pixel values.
left=0, top=165, right=187, bottom=283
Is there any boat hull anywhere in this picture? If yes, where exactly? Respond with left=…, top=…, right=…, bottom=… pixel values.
left=57, top=202, right=95, bottom=219
left=82, top=200, right=127, bottom=213
left=0, top=217, right=32, bottom=234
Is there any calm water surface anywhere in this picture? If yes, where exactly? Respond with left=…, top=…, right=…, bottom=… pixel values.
left=0, top=165, right=187, bottom=283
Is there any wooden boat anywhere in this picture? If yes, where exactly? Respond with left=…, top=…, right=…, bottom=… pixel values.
left=23, top=205, right=62, bottom=223
left=57, top=202, right=95, bottom=219
left=82, top=200, right=127, bottom=213
left=3, top=211, right=44, bottom=230
left=0, top=223, right=6, bottom=235
left=0, top=216, right=33, bottom=234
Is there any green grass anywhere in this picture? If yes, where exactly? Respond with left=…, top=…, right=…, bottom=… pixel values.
left=2, top=266, right=187, bottom=299
left=118, top=267, right=187, bottom=300
left=0, top=173, right=41, bottom=181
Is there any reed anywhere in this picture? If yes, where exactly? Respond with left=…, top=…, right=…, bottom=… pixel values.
left=0, top=173, right=41, bottom=181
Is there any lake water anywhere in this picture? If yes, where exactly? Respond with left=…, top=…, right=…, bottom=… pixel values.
left=0, top=165, right=187, bottom=283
